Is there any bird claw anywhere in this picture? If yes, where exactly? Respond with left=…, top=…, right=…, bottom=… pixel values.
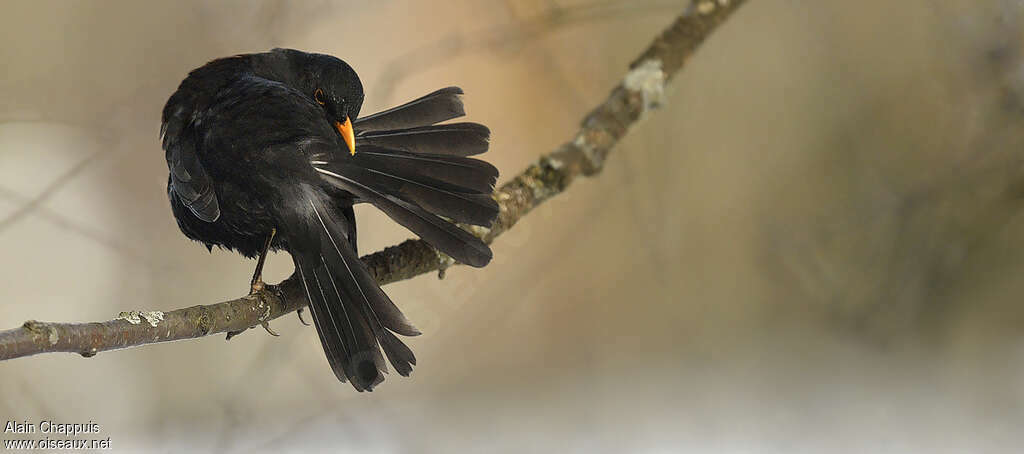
left=224, top=321, right=279, bottom=340
left=260, top=321, right=280, bottom=337
left=296, top=307, right=311, bottom=326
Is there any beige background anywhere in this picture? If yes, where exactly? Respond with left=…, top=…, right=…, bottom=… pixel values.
left=2, top=0, right=1024, bottom=452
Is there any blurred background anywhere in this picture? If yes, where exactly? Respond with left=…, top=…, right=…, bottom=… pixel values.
left=2, top=0, right=1024, bottom=452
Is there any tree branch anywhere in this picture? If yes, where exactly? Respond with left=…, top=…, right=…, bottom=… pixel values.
left=0, top=0, right=748, bottom=361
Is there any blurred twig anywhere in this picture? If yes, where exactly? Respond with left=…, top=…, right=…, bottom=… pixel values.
left=765, top=9, right=1024, bottom=337
left=0, top=149, right=106, bottom=233
left=0, top=185, right=158, bottom=269
left=0, top=0, right=748, bottom=361
left=373, top=0, right=693, bottom=103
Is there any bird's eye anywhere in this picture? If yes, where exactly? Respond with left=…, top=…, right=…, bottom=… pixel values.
left=314, top=88, right=325, bottom=106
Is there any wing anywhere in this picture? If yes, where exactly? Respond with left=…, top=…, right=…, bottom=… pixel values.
left=164, top=68, right=346, bottom=224
left=162, top=96, right=221, bottom=222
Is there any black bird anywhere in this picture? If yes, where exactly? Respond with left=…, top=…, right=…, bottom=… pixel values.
left=161, top=48, right=498, bottom=391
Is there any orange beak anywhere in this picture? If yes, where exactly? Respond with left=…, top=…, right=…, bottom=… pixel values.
left=334, top=117, right=355, bottom=155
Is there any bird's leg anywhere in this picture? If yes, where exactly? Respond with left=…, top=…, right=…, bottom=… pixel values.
left=250, top=228, right=311, bottom=327
left=253, top=228, right=280, bottom=336
left=226, top=228, right=281, bottom=339
left=249, top=227, right=276, bottom=294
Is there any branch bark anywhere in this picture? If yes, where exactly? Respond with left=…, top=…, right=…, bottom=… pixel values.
left=0, top=0, right=747, bottom=361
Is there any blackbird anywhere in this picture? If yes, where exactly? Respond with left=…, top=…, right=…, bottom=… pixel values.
left=161, top=48, right=498, bottom=391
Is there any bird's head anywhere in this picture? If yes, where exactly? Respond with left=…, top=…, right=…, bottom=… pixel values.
left=265, top=48, right=365, bottom=155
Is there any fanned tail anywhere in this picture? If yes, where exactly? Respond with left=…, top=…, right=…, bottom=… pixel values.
left=319, top=86, right=499, bottom=268
left=352, top=146, right=497, bottom=194
left=314, top=162, right=494, bottom=267
left=358, top=123, right=490, bottom=157
left=291, top=197, right=419, bottom=391
left=354, top=87, right=467, bottom=132
left=297, top=86, right=500, bottom=388
left=347, top=145, right=499, bottom=224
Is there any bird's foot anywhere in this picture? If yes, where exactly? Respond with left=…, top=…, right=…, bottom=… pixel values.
left=224, top=284, right=281, bottom=340
left=224, top=317, right=280, bottom=340
left=250, top=279, right=266, bottom=295
left=224, top=315, right=281, bottom=340
left=260, top=320, right=280, bottom=337
left=296, top=307, right=311, bottom=326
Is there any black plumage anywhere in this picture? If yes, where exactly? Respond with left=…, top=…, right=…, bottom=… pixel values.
left=161, top=48, right=498, bottom=391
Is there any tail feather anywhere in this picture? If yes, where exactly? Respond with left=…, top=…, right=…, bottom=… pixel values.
left=308, top=199, right=420, bottom=337
left=358, top=123, right=490, bottom=157
left=394, top=181, right=498, bottom=226
left=353, top=147, right=498, bottom=194
left=314, top=164, right=494, bottom=267
left=293, top=197, right=419, bottom=391
left=289, top=86, right=499, bottom=389
left=379, top=329, right=416, bottom=376
left=297, top=265, right=351, bottom=382
left=314, top=253, right=388, bottom=377
left=354, top=87, right=466, bottom=132
left=338, top=159, right=498, bottom=226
